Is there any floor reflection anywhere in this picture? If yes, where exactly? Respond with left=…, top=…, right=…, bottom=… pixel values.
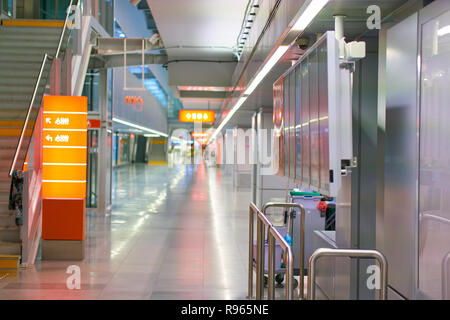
left=0, top=163, right=250, bottom=300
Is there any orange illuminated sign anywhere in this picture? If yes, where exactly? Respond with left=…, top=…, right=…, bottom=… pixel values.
left=191, top=132, right=211, bottom=146
left=87, top=119, right=101, bottom=129
left=179, top=110, right=215, bottom=123
left=42, top=96, right=87, bottom=199
left=191, top=132, right=211, bottom=138
left=125, top=96, right=143, bottom=105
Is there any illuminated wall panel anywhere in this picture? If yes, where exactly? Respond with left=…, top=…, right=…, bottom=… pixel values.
left=273, top=31, right=345, bottom=196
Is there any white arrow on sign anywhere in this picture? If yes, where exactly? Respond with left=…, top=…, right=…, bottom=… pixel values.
left=45, top=118, right=51, bottom=124
left=46, top=135, right=53, bottom=142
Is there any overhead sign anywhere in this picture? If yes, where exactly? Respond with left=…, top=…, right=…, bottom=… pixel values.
left=179, top=110, right=215, bottom=123
left=191, top=132, right=211, bottom=146
left=42, top=96, right=87, bottom=199
left=191, top=132, right=211, bottom=138
left=125, top=96, right=143, bottom=105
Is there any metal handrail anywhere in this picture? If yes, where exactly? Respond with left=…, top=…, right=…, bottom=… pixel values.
left=307, top=248, right=388, bottom=300
left=8, top=0, right=77, bottom=177
left=248, top=202, right=294, bottom=300
left=262, top=202, right=306, bottom=299
left=56, top=0, right=76, bottom=59
left=8, top=54, right=53, bottom=177
left=267, top=224, right=294, bottom=300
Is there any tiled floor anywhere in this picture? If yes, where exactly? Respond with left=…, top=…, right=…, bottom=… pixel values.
left=0, top=162, right=253, bottom=299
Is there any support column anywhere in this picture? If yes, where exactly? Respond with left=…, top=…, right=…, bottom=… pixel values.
left=96, top=69, right=112, bottom=214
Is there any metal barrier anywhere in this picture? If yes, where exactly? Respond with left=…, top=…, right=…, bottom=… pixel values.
left=248, top=202, right=294, bottom=300
left=307, top=248, right=388, bottom=300
left=261, top=202, right=306, bottom=299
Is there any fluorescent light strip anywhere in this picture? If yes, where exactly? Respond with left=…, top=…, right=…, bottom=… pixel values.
left=210, top=0, right=328, bottom=142
left=210, top=96, right=247, bottom=141
left=113, top=117, right=168, bottom=137
left=291, top=0, right=329, bottom=31
left=438, top=25, right=450, bottom=37
left=244, top=45, right=289, bottom=95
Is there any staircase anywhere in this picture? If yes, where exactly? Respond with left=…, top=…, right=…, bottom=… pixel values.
left=0, top=22, right=64, bottom=259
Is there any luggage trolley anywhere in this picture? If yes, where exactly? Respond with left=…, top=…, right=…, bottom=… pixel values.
left=252, top=205, right=299, bottom=289
left=288, top=191, right=335, bottom=272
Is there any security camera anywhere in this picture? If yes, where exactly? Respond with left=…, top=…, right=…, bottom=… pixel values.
left=296, top=37, right=310, bottom=50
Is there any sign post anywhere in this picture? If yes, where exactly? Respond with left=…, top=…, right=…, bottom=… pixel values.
left=41, top=96, right=88, bottom=260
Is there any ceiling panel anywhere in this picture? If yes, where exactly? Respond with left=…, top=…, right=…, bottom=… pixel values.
left=180, top=98, right=223, bottom=110
left=147, top=0, right=248, bottom=59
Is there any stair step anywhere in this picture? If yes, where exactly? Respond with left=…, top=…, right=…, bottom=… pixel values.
left=0, top=47, right=57, bottom=56
left=0, top=98, right=43, bottom=108
left=0, top=242, right=21, bottom=256
left=0, top=202, right=9, bottom=213
left=0, top=110, right=30, bottom=121
left=0, top=213, right=15, bottom=228
left=0, top=149, right=27, bottom=161
left=1, top=19, right=64, bottom=28
left=0, top=227, right=20, bottom=242
left=0, top=25, right=62, bottom=34
left=0, top=190, right=10, bottom=202
left=0, top=180, right=11, bottom=191
left=0, top=136, right=30, bottom=151
left=0, top=78, right=39, bottom=86
left=0, top=87, right=47, bottom=103
left=0, top=160, right=17, bottom=174
left=0, top=255, right=20, bottom=270
left=0, top=32, right=60, bottom=41
left=0, top=83, right=46, bottom=95
left=0, top=39, right=60, bottom=49
left=0, top=61, right=50, bottom=72
left=0, top=53, right=53, bottom=63
left=0, top=136, right=20, bottom=146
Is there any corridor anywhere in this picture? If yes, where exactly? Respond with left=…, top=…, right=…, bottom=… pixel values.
left=0, top=163, right=250, bottom=299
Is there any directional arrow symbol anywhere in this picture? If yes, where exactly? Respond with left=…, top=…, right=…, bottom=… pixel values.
left=45, top=118, right=51, bottom=124
left=46, top=134, right=53, bottom=142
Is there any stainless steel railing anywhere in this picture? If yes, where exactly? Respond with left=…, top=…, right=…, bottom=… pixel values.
left=267, top=223, right=294, bottom=300
left=8, top=54, right=53, bottom=177
left=56, top=0, right=76, bottom=59
left=8, top=0, right=77, bottom=176
left=248, top=202, right=295, bottom=300
left=307, top=248, right=388, bottom=300
left=261, top=202, right=306, bottom=299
